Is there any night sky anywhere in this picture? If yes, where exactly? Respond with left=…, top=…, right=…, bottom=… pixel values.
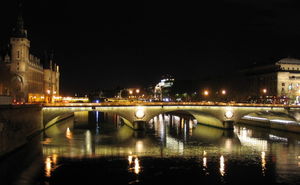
left=1, top=0, right=300, bottom=95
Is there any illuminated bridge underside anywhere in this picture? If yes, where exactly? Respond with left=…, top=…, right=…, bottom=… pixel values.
left=42, top=104, right=298, bottom=130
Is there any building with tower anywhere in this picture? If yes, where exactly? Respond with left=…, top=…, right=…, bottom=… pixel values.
left=0, top=4, right=60, bottom=103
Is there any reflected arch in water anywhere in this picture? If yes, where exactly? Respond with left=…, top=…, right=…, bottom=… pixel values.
left=192, top=124, right=241, bottom=147
left=44, top=110, right=134, bottom=132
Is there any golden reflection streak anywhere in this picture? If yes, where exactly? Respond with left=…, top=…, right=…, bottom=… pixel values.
left=66, top=127, right=72, bottom=139
left=45, top=156, right=52, bottom=177
left=203, top=150, right=207, bottom=168
left=128, top=155, right=133, bottom=164
left=220, top=155, right=225, bottom=176
left=134, top=157, right=140, bottom=174
left=203, top=157, right=207, bottom=168
left=52, top=154, right=58, bottom=165
left=261, top=151, right=266, bottom=175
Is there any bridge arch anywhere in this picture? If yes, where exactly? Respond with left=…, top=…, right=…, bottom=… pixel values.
left=145, top=109, right=226, bottom=129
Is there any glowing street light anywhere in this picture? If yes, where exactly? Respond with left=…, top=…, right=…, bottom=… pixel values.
left=262, top=88, right=267, bottom=94
left=221, top=89, right=226, bottom=95
left=204, top=90, right=209, bottom=96
left=129, top=90, right=133, bottom=95
left=136, top=89, right=140, bottom=93
left=135, top=107, right=145, bottom=119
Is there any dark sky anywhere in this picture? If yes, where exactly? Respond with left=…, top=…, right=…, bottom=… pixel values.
left=1, top=0, right=300, bottom=95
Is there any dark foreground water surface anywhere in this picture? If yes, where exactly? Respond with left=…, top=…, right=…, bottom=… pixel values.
left=1, top=111, right=300, bottom=185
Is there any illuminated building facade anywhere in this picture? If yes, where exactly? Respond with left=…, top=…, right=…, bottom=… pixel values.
left=243, top=58, right=300, bottom=103
left=154, top=75, right=175, bottom=101
left=0, top=7, right=59, bottom=103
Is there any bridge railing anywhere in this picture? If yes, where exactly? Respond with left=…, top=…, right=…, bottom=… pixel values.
left=41, top=102, right=300, bottom=108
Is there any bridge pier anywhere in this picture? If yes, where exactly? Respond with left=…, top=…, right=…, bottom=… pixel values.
left=133, top=121, right=146, bottom=130
left=223, top=120, right=234, bottom=130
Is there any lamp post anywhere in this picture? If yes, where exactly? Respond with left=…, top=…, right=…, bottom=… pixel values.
left=136, top=89, right=140, bottom=100
left=204, top=90, right=209, bottom=96
left=203, top=90, right=209, bottom=102
left=262, top=88, right=267, bottom=103
left=221, top=89, right=226, bottom=95
left=46, top=89, right=51, bottom=103
left=262, top=88, right=267, bottom=94
left=221, top=89, right=227, bottom=102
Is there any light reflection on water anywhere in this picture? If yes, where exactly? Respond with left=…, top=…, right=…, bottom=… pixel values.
left=134, top=157, right=140, bottom=174
left=261, top=151, right=266, bottom=176
left=45, top=153, right=58, bottom=178
left=41, top=111, right=300, bottom=184
left=220, top=155, right=225, bottom=176
left=65, top=127, right=72, bottom=140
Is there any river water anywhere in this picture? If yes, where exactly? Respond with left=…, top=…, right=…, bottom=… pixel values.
left=1, top=111, right=300, bottom=185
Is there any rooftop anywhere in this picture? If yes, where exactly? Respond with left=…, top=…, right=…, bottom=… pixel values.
left=276, top=58, right=300, bottom=65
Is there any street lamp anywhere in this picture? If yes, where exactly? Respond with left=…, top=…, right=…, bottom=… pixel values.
left=46, top=89, right=51, bottom=103
left=261, top=88, right=268, bottom=104
left=262, top=88, right=267, bottom=94
left=221, top=89, right=226, bottom=95
left=204, top=90, right=209, bottom=96
left=136, top=89, right=140, bottom=94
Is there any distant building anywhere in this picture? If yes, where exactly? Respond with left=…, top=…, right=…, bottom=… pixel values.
left=243, top=57, right=300, bottom=103
left=0, top=5, right=59, bottom=103
left=154, top=75, right=174, bottom=101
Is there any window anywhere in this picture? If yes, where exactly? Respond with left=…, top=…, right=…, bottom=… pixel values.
left=282, top=83, right=285, bottom=86
left=17, top=51, right=20, bottom=59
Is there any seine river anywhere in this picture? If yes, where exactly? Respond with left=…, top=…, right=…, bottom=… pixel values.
left=1, top=111, right=300, bottom=185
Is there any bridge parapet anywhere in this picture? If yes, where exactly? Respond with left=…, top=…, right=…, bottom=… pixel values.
left=42, top=103, right=300, bottom=130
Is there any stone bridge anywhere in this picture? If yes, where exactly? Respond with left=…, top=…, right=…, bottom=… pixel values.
left=42, top=102, right=299, bottom=130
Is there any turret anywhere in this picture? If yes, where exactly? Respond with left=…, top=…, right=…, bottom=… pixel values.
left=12, top=3, right=27, bottom=38
left=10, top=2, right=30, bottom=73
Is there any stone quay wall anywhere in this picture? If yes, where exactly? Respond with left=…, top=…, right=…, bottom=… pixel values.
left=0, top=105, right=42, bottom=157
